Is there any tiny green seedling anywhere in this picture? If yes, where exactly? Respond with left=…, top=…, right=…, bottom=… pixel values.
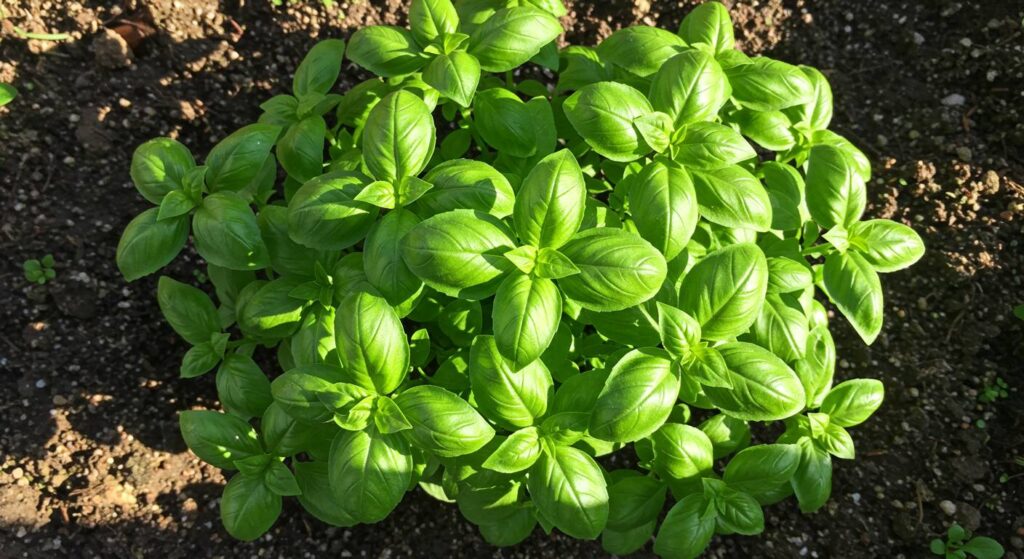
left=23, top=255, right=56, bottom=285
left=930, top=523, right=1005, bottom=559
left=979, top=377, right=1008, bottom=403
left=0, top=83, right=16, bottom=107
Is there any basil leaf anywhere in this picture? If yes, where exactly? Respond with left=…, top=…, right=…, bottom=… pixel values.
left=220, top=473, right=282, bottom=541
left=423, top=51, right=481, bottom=108
left=729, top=108, right=797, bottom=151
left=746, top=293, right=809, bottom=363
left=347, top=26, right=427, bottom=77
left=726, top=56, right=814, bottom=111
left=590, top=348, right=679, bottom=443
left=784, top=65, right=833, bottom=130
left=277, top=115, right=326, bottom=184
left=811, top=129, right=872, bottom=182
left=157, top=276, right=221, bottom=345
left=702, top=342, right=806, bottom=421
left=558, top=227, right=668, bottom=312
left=257, top=205, right=328, bottom=278
left=469, top=335, right=552, bottom=430
left=262, top=402, right=322, bottom=457
left=400, top=209, right=516, bottom=298
left=418, top=159, right=516, bottom=218
left=629, top=160, right=699, bottom=261
left=130, top=138, right=195, bottom=204
left=596, top=26, right=687, bottom=81
left=805, top=144, right=867, bottom=229
left=328, top=428, right=412, bottom=522
left=603, top=520, right=657, bottom=556
left=791, top=437, right=832, bottom=513
left=820, top=379, right=884, bottom=427
left=675, top=122, right=756, bottom=170
left=715, top=486, right=764, bottom=535
left=722, top=443, right=800, bottom=503
left=605, top=473, right=666, bottom=531
left=564, top=81, right=655, bottom=162
left=473, top=88, right=543, bottom=158
left=657, top=302, right=702, bottom=358
left=237, top=277, right=306, bottom=340
left=678, top=0, right=734, bottom=54
left=676, top=243, right=768, bottom=341
left=766, top=256, right=813, bottom=294
left=513, top=149, right=586, bottom=249
left=205, top=124, right=279, bottom=196
left=821, top=251, right=884, bottom=344
left=116, top=208, right=189, bottom=281
left=690, top=165, right=773, bottom=231
left=648, top=49, right=731, bottom=126
left=293, top=38, right=345, bottom=97
left=699, top=414, right=752, bottom=459
left=363, top=208, right=424, bottom=307
left=335, top=290, right=410, bottom=395
left=394, top=385, right=495, bottom=457
left=654, top=493, right=716, bottom=559
left=761, top=161, right=806, bottom=231
left=796, top=325, right=836, bottom=408
left=467, top=6, right=562, bottom=72
left=287, top=172, right=378, bottom=251
left=216, top=354, right=273, bottom=419
left=409, top=0, right=459, bottom=47
left=179, top=410, right=261, bottom=470
left=482, top=426, right=542, bottom=473
left=557, top=46, right=609, bottom=92
left=527, top=444, right=609, bottom=540
left=363, top=90, right=435, bottom=182
left=438, top=298, right=483, bottom=347
left=192, top=192, right=269, bottom=271
left=848, top=219, right=925, bottom=273
left=650, top=423, right=714, bottom=493
left=534, top=247, right=580, bottom=279
left=493, top=274, right=561, bottom=370
left=294, top=461, right=358, bottom=527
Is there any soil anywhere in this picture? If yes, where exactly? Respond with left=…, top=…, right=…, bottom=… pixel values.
left=1, top=0, right=1023, bottom=558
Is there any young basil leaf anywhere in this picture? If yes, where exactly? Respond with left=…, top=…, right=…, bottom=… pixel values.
left=689, top=165, right=773, bottom=231
left=848, top=219, right=925, bottom=273
left=468, top=335, right=552, bottom=430
left=394, top=385, right=495, bottom=457
left=563, top=81, right=655, bottom=162
left=292, top=461, right=358, bottom=527
left=438, top=298, right=483, bottom=346
left=192, top=192, right=269, bottom=271
left=473, top=88, right=546, bottom=158
left=423, top=51, right=481, bottom=108
left=400, top=209, right=516, bottom=298
left=960, top=537, right=1006, bottom=559
left=293, top=39, right=345, bottom=98
left=722, top=443, right=800, bottom=502
left=629, top=159, right=699, bottom=260
left=766, top=256, right=813, bottom=294
left=811, top=129, right=872, bottom=182
left=418, top=159, right=516, bottom=218
left=820, top=378, right=884, bottom=427
left=216, top=354, right=273, bottom=420
left=590, top=348, right=678, bottom=443
left=270, top=369, right=366, bottom=423
left=347, top=26, right=427, bottom=77
left=287, top=172, right=378, bottom=250
left=263, top=460, right=302, bottom=497
left=363, top=208, right=424, bottom=307
left=527, top=444, right=609, bottom=540
left=513, top=149, right=586, bottom=249
left=791, top=436, right=832, bottom=513
left=179, top=410, right=261, bottom=470
left=805, top=144, right=867, bottom=229
left=237, top=277, right=306, bottom=340
left=714, top=486, right=764, bottom=535
left=181, top=340, right=223, bottom=379
left=373, top=396, right=413, bottom=434
left=156, top=189, right=196, bottom=222
left=648, top=49, right=731, bottom=127
left=633, top=111, right=674, bottom=153
left=335, top=290, right=410, bottom=395
left=649, top=423, right=714, bottom=493
left=328, top=428, right=413, bottom=523
left=699, top=414, right=752, bottom=459
left=746, top=292, right=809, bottom=363
left=534, top=247, right=580, bottom=279
left=204, top=124, right=279, bottom=196
left=760, top=161, right=806, bottom=231
left=656, top=302, right=701, bottom=358
left=482, top=426, right=542, bottom=473
left=157, top=276, right=221, bottom=345
left=653, top=492, right=716, bottom=559
left=595, top=26, right=687, bottom=82
left=678, top=0, right=735, bottom=54
left=363, top=90, right=436, bottom=182
left=676, top=243, right=768, bottom=340
left=821, top=251, right=884, bottom=344
left=409, top=0, right=459, bottom=47
left=493, top=274, right=562, bottom=370
left=220, top=473, right=282, bottom=541
left=116, top=208, right=190, bottom=281
left=725, top=56, right=815, bottom=111
left=467, top=6, right=562, bottom=72
left=676, top=122, right=757, bottom=170
left=130, top=138, right=196, bottom=204
left=784, top=65, right=833, bottom=131
left=702, top=342, right=806, bottom=421
left=605, top=473, right=667, bottom=532
left=557, top=46, right=609, bottom=92
left=278, top=115, right=326, bottom=184
left=558, top=228, right=668, bottom=312
left=729, top=107, right=797, bottom=151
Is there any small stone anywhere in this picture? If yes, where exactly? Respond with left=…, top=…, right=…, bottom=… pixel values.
left=35, top=379, right=47, bottom=389
left=956, top=147, right=973, bottom=162
left=939, top=500, right=957, bottom=516
left=916, top=297, right=929, bottom=310
left=912, top=32, right=925, bottom=45
left=12, top=467, right=24, bottom=479
left=981, top=171, right=1000, bottom=195
left=942, top=93, right=966, bottom=107
left=93, top=28, right=133, bottom=69
left=53, top=395, right=68, bottom=405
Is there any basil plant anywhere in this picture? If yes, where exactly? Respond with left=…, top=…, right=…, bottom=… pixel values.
left=115, top=1, right=923, bottom=556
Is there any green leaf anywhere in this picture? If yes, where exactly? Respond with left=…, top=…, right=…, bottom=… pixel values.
left=438, top=298, right=483, bottom=347
left=467, top=6, right=562, bottom=72
left=564, top=81, right=655, bottom=162
left=347, top=25, right=427, bottom=77
left=791, top=437, right=832, bottom=513
left=649, top=423, right=713, bottom=491
left=557, top=46, right=609, bottom=92
left=761, top=161, right=806, bottom=231
left=0, top=83, right=18, bottom=106
left=261, top=402, right=320, bottom=457
left=805, top=144, right=867, bottom=229
left=601, top=520, right=657, bottom=556
left=205, top=124, right=279, bottom=196
left=633, top=111, right=674, bottom=153
left=558, top=227, right=667, bottom=312
left=766, top=256, right=813, bottom=294
left=363, top=208, right=424, bottom=306
left=678, top=1, right=735, bottom=54
left=848, top=219, right=925, bottom=273
left=722, top=444, right=800, bottom=502
left=192, top=192, right=269, bottom=271
left=374, top=396, right=413, bottom=434
left=714, top=486, right=764, bottom=535
left=130, top=138, right=196, bottom=204
left=237, top=277, right=306, bottom=340
left=293, top=39, right=345, bottom=97
left=689, top=165, right=773, bottom=231
left=747, top=293, right=809, bottom=363
left=293, top=460, right=358, bottom=527
left=287, top=172, right=377, bottom=251
left=629, top=159, right=699, bottom=260
left=503, top=245, right=537, bottom=275
left=605, top=473, right=666, bottom=532
left=180, top=341, right=223, bottom=379
left=468, top=335, right=552, bottom=430
left=676, top=243, right=768, bottom=341
left=675, top=122, right=756, bottom=170
left=656, top=302, right=701, bottom=358
left=423, top=51, right=480, bottom=108
left=648, top=49, right=731, bottom=126
left=703, top=342, right=806, bottom=421
left=729, top=108, right=797, bottom=151
left=820, top=378, right=884, bottom=427
left=417, top=159, right=516, bottom=218
left=811, top=129, right=872, bottom=182
left=473, top=88, right=551, bottom=158
left=527, top=444, right=609, bottom=540
left=179, top=410, right=261, bottom=470
left=409, top=0, right=459, bottom=47
left=726, top=56, right=814, bottom=111
left=654, top=493, right=716, bottom=559
left=400, top=209, right=516, bottom=298
left=821, top=251, right=884, bottom=344
left=784, top=65, right=833, bottom=131
left=220, top=473, right=282, bottom=541
left=596, top=26, right=687, bottom=81
left=271, top=369, right=368, bottom=423
left=482, top=426, right=542, bottom=473
left=278, top=115, right=326, bottom=184
left=513, top=149, right=586, bottom=249
left=157, top=189, right=196, bottom=221
left=216, top=354, right=272, bottom=419
left=116, top=208, right=189, bottom=281
left=493, top=274, right=561, bottom=370
left=534, top=247, right=580, bottom=279
left=334, top=290, right=410, bottom=395
left=590, top=348, right=678, bottom=443
left=960, top=537, right=1005, bottom=559
left=363, top=90, right=435, bottom=182
left=157, top=276, right=220, bottom=345
left=394, top=385, right=495, bottom=457
left=699, top=414, right=751, bottom=459
left=328, top=428, right=412, bottom=523
left=263, top=460, right=302, bottom=496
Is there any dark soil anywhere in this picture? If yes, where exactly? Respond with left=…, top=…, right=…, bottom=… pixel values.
left=2, top=1, right=1023, bottom=558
